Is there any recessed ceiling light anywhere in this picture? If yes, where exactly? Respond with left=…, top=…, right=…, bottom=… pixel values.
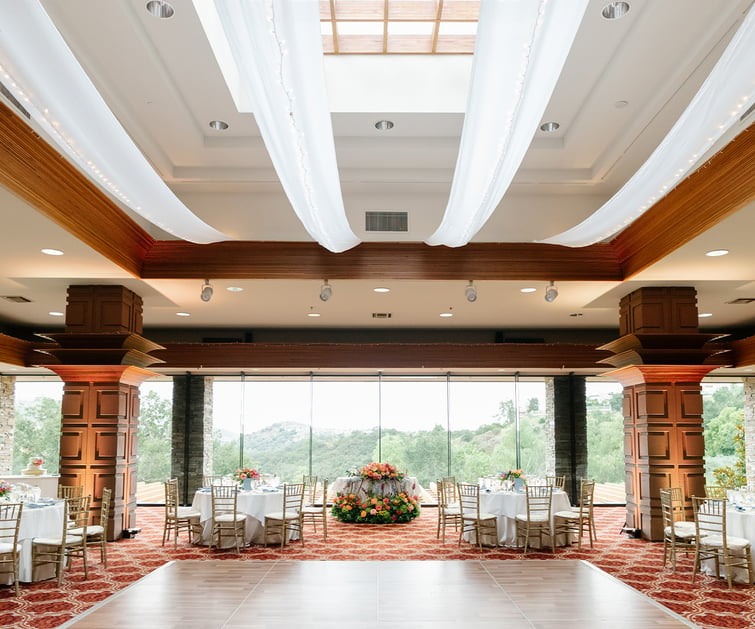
left=226, top=286, right=243, bottom=292
left=520, top=287, right=537, bottom=293
left=146, top=0, right=175, bottom=19
left=698, top=313, right=713, bottom=318
left=439, top=312, right=453, bottom=318
left=373, top=287, right=390, bottom=293
left=705, top=249, right=729, bottom=257
left=41, top=248, right=64, bottom=256
left=176, top=312, right=190, bottom=317
left=209, top=120, right=229, bottom=131
left=601, top=2, right=630, bottom=20
left=539, top=121, right=560, bottom=132
left=375, top=120, right=394, bottom=131
left=569, top=313, right=583, bottom=317
left=48, top=311, right=64, bottom=317
left=614, top=100, right=629, bottom=109
left=307, top=312, right=321, bottom=318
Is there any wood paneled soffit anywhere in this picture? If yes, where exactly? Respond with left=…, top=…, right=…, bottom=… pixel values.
left=613, top=126, right=755, bottom=278
left=152, top=341, right=612, bottom=370
left=0, top=102, right=154, bottom=277
left=2, top=99, right=752, bottom=282
left=140, top=241, right=622, bottom=281
left=0, top=333, right=31, bottom=366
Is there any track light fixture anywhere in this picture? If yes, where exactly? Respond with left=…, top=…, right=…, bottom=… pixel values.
left=544, top=281, right=558, bottom=303
left=465, top=281, right=478, bottom=303
left=319, top=280, right=332, bottom=302
left=200, top=279, right=213, bottom=302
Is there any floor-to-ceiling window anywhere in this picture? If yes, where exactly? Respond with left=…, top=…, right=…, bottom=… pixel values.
left=702, top=379, right=745, bottom=485
left=11, top=378, right=63, bottom=474
left=135, top=378, right=173, bottom=502
left=585, top=379, right=625, bottom=504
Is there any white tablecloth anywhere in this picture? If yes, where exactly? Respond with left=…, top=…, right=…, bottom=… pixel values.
left=1, top=500, right=64, bottom=584
left=329, top=476, right=430, bottom=502
left=3, top=475, right=60, bottom=498
left=192, top=489, right=297, bottom=546
left=462, top=489, right=573, bottom=547
left=700, top=507, right=755, bottom=583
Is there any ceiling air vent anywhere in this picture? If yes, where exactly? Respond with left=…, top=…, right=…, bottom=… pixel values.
left=365, top=211, right=408, bottom=232
left=372, top=312, right=392, bottom=319
left=0, top=81, right=31, bottom=119
left=726, top=298, right=755, bottom=304
left=1, top=295, right=32, bottom=303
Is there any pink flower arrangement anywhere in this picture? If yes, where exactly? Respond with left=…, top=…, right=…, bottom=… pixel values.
left=233, top=467, right=260, bottom=483
left=30, top=457, right=44, bottom=466
left=0, top=480, right=11, bottom=498
left=359, top=462, right=404, bottom=481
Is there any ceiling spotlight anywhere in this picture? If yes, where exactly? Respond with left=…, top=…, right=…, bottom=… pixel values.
left=465, top=281, right=478, bottom=303
left=200, top=279, right=213, bottom=302
left=145, top=0, right=175, bottom=19
left=544, top=281, right=558, bottom=303
left=375, top=120, right=394, bottom=131
left=601, top=1, right=630, bottom=20
left=539, top=121, right=560, bottom=132
left=209, top=119, right=229, bottom=131
left=319, top=280, right=332, bottom=302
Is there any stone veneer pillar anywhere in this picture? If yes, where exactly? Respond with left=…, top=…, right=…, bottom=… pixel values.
left=0, top=375, right=15, bottom=473
left=545, top=375, right=588, bottom=503
left=745, top=378, right=755, bottom=487
left=171, top=374, right=213, bottom=504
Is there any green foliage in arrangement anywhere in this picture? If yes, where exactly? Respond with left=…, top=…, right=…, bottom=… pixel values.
left=331, top=491, right=420, bottom=524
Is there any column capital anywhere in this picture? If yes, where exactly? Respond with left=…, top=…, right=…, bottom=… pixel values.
left=604, top=364, right=720, bottom=388
left=45, top=364, right=158, bottom=387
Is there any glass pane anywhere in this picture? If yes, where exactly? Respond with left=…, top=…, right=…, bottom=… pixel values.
left=586, top=379, right=626, bottom=504
left=702, top=380, right=744, bottom=486
left=12, top=378, right=63, bottom=475
left=136, top=379, right=173, bottom=503
left=312, top=379, right=380, bottom=483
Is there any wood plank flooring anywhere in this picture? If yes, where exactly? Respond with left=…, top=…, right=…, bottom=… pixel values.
left=60, top=560, right=698, bottom=629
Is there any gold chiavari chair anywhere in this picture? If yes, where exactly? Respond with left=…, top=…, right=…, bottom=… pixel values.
left=554, top=479, right=595, bottom=551
left=302, top=478, right=329, bottom=540
left=457, top=482, right=498, bottom=549
left=515, top=484, right=555, bottom=554
left=436, top=477, right=461, bottom=543
left=162, top=479, right=202, bottom=549
left=210, top=484, right=247, bottom=553
left=57, top=485, right=84, bottom=500
left=659, top=487, right=695, bottom=572
left=0, top=502, right=24, bottom=595
left=265, top=483, right=305, bottom=549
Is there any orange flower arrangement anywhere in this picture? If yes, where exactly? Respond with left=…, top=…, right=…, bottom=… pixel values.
left=331, top=491, right=420, bottom=524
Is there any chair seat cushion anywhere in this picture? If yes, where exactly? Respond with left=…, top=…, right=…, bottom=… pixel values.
left=301, top=506, right=322, bottom=514
left=515, top=513, right=549, bottom=522
left=178, top=507, right=202, bottom=519
left=664, top=524, right=695, bottom=540
left=0, top=542, right=21, bottom=553
left=700, top=534, right=751, bottom=550
left=67, top=527, right=88, bottom=536
left=265, top=511, right=301, bottom=522
left=554, top=510, right=582, bottom=520
left=442, top=506, right=461, bottom=515
left=215, top=513, right=245, bottom=523
left=85, top=525, right=105, bottom=536
left=462, top=511, right=497, bottom=521
left=34, top=535, right=84, bottom=545
left=672, top=521, right=696, bottom=536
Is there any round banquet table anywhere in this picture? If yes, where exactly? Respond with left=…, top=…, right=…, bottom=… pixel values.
left=191, top=488, right=297, bottom=546
left=462, top=489, right=573, bottom=547
left=1, top=500, right=64, bottom=585
left=699, top=507, right=755, bottom=584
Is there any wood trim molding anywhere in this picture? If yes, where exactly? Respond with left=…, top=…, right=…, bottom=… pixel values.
left=732, top=335, right=755, bottom=368
left=0, top=333, right=31, bottom=366
left=45, top=364, right=158, bottom=386
left=603, top=364, right=722, bottom=387
left=141, top=241, right=622, bottom=281
left=612, top=126, right=755, bottom=278
left=0, top=102, right=154, bottom=277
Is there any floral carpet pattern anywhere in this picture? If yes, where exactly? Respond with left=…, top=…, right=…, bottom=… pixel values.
left=1, top=506, right=754, bottom=628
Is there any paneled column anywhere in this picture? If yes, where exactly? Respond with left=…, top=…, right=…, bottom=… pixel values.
left=599, top=287, right=728, bottom=541
left=38, top=285, right=163, bottom=539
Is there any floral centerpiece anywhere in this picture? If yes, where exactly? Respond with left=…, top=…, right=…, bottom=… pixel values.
left=0, top=480, right=11, bottom=499
left=331, top=491, right=420, bottom=524
left=22, top=456, right=46, bottom=476
left=30, top=456, right=44, bottom=467
left=499, top=469, right=524, bottom=481
left=360, top=462, right=404, bottom=481
left=233, top=467, right=260, bottom=483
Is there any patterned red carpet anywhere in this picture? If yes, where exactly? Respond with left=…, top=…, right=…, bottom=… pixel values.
left=1, top=506, right=754, bottom=628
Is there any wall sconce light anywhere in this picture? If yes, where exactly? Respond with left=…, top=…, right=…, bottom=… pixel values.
left=544, top=281, right=558, bottom=303
left=319, top=280, right=332, bottom=302
left=465, top=281, right=478, bottom=303
left=200, top=279, right=213, bottom=302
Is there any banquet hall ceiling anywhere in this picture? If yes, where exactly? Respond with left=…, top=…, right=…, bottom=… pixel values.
left=0, top=0, right=754, bottom=363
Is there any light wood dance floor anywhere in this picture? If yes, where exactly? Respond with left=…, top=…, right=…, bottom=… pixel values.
left=60, top=560, right=697, bottom=628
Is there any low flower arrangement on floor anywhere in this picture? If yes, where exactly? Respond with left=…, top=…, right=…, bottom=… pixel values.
left=359, top=462, right=405, bottom=481
left=331, top=491, right=420, bottom=524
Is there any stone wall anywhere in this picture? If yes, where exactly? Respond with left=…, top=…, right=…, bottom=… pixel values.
left=0, top=376, right=15, bottom=473
left=550, top=375, right=587, bottom=502
left=172, top=375, right=214, bottom=502
left=544, top=377, right=555, bottom=476
left=745, top=378, right=755, bottom=487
